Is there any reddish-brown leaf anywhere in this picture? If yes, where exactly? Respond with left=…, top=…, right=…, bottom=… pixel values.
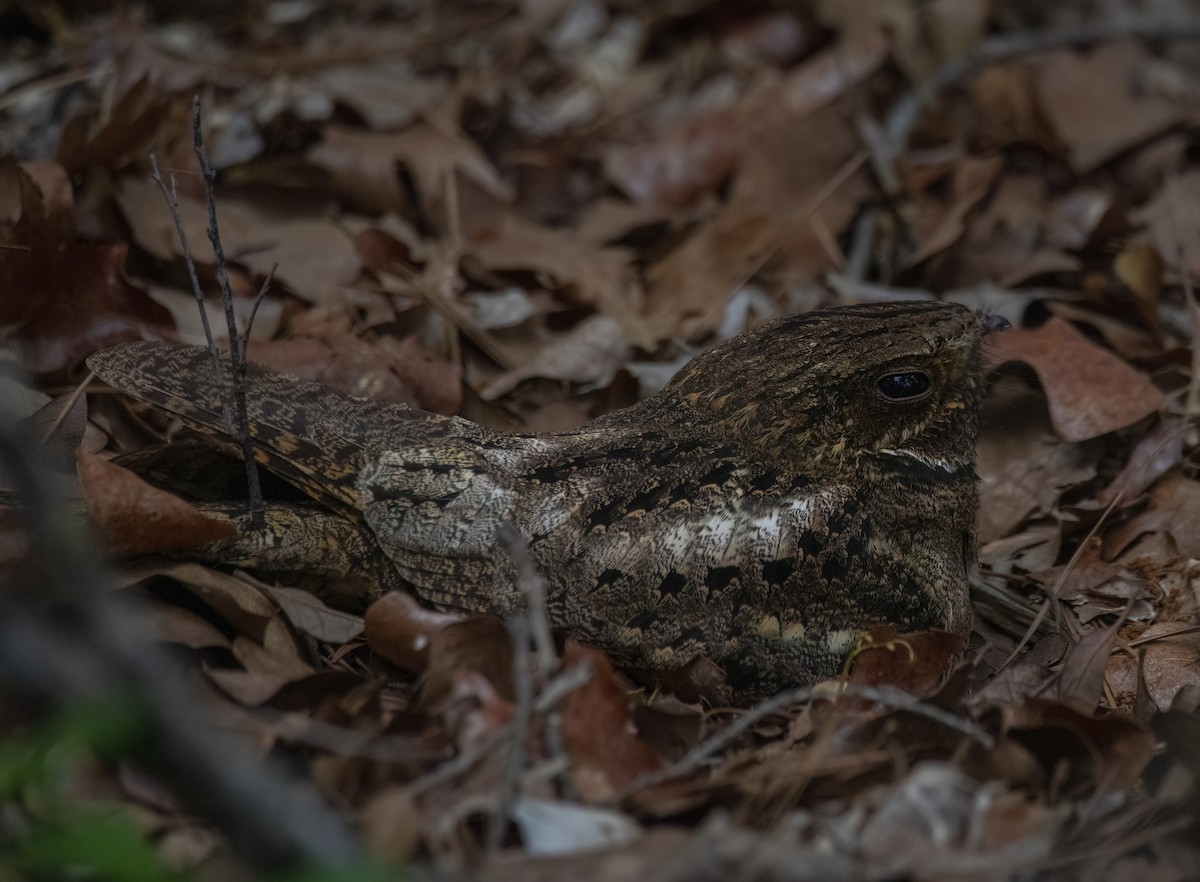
left=988, top=317, right=1163, bottom=442
left=1004, top=699, right=1156, bottom=794
left=1106, top=475, right=1200, bottom=560
left=560, top=643, right=664, bottom=802
left=77, top=450, right=235, bottom=557
left=848, top=627, right=965, bottom=697
left=364, top=591, right=464, bottom=673
left=0, top=160, right=170, bottom=371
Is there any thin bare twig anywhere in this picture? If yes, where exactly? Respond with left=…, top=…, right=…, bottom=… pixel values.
left=40, top=371, right=93, bottom=444
left=148, top=153, right=224, bottom=380
left=488, top=525, right=571, bottom=846
left=406, top=659, right=593, bottom=798
left=487, top=610, right=532, bottom=851
left=496, top=524, right=557, bottom=679
left=615, top=681, right=993, bottom=801
left=243, top=262, right=278, bottom=349
left=190, top=96, right=264, bottom=523
left=851, top=16, right=1200, bottom=276
left=192, top=98, right=241, bottom=366
left=496, top=524, right=571, bottom=799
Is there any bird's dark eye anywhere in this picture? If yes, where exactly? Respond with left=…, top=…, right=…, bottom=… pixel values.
left=876, top=371, right=932, bottom=401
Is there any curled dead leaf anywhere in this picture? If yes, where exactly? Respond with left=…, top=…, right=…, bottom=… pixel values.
left=266, top=585, right=364, bottom=644
left=1003, top=698, right=1155, bottom=794
left=848, top=627, right=965, bottom=698
left=77, top=450, right=235, bottom=557
left=480, top=316, right=629, bottom=401
left=364, top=591, right=464, bottom=672
left=561, top=643, right=664, bottom=802
left=989, top=317, right=1163, bottom=441
left=114, top=561, right=276, bottom=641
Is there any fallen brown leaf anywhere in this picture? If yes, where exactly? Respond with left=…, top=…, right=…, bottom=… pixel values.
left=848, top=627, right=965, bottom=698
left=422, top=617, right=514, bottom=709
left=1004, top=699, right=1155, bottom=794
left=115, top=176, right=362, bottom=305
left=1, top=160, right=171, bottom=371
left=1107, top=624, right=1200, bottom=714
left=460, top=185, right=649, bottom=347
left=1033, top=41, right=1197, bottom=173
left=644, top=104, right=869, bottom=341
left=1106, top=475, right=1200, bottom=561
left=364, top=591, right=464, bottom=673
left=908, top=154, right=1004, bottom=264
left=266, top=585, right=364, bottom=645
left=605, top=103, right=747, bottom=209
left=309, top=122, right=512, bottom=216
left=561, top=643, right=663, bottom=802
left=989, top=317, right=1163, bottom=442
left=976, top=378, right=1100, bottom=542
left=77, top=450, right=236, bottom=557
left=1134, top=170, right=1200, bottom=281
left=480, top=315, right=629, bottom=401
left=115, top=561, right=276, bottom=641
left=1052, top=623, right=1119, bottom=712
left=142, top=595, right=232, bottom=650
left=207, top=634, right=316, bottom=706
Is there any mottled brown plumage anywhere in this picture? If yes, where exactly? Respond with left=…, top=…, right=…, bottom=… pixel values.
left=88, top=301, right=1004, bottom=692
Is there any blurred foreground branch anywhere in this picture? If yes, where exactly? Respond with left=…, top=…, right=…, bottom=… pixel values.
left=0, top=387, right=358, bottom=873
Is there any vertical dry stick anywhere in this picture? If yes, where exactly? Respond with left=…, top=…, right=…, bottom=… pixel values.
left=497, top=524, right=571, bottom=796
left=147, top=153, right=229, bottom=424
left=488, top=523, right=571, bottom=847
left=497, top=524, right=557, bottom=678
left=244, top=263, right=279, bottom=346
left=190, top=97, right=264, bottom=524
left=1167, top=177, right=1200, bottom=446
left=487, top=609, right=532, bottom=852
left=193, top=98, right=241, bottom=364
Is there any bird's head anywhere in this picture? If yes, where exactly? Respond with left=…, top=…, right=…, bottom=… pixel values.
left=660, top=301, right=1007, bottom=477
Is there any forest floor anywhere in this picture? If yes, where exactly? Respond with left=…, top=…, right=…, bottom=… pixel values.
left=4, top=1, right=1200, bottom=880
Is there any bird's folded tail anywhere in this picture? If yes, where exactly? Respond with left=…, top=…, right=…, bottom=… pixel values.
left=87, top=341, right=448, bottom=517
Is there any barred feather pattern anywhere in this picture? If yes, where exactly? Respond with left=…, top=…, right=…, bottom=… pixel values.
left=89, top=301, right=1000, bottom=692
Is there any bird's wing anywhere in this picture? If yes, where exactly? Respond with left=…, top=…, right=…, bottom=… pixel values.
left=87, top=342, right=469, bottom=518
left=357, top=437, right=573, bottom=614
left=359, top=425, right=855, bottom=678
